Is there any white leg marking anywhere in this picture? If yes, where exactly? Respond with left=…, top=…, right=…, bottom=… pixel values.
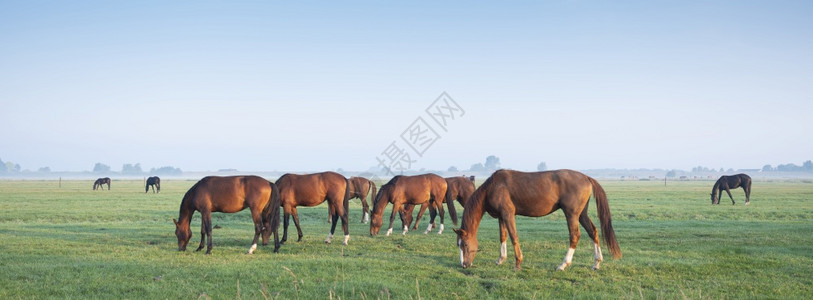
left=386, top=228, right=393, bottom=236
left=424, top=223, right=433, bottom=234
left=557, top=248, right=575, bottom=271
left=247, top=243, right=258, bottom=254
left=325, top=233, right=333, bottom=244
left=363, top=212, right=369, bottom=224
left=402, top=225, right=408, bottom=235
left=592, top=242, right=603, bottom=270
left=437, top=224, right=444, bottom=234
left=343, top=235, right=350, bottom=245
left=496, top=242, right=507, bottom=265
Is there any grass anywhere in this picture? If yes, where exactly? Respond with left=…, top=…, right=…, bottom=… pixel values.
left=0, top=178, right=811, bottom=299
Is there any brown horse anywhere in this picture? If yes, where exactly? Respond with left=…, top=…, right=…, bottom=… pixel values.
left=711, top=174, right=752, bottom=205
left=172, top=176, right=281, bottom=255
left=275, top=172, right=351, bottom=245
left=348, top=176, right=377, bottom=223
left=454, top=169, right=621, bottom=271
left=401, top=175, right=473, bottom=231
left=369, top=174, right=448, bottom=236
left=93, top=177, right=111, bottom=190
left=145, top=176, right=160, bottom=193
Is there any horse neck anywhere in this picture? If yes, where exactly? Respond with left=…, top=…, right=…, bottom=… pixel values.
left=177, top=192, right=196, bottom=227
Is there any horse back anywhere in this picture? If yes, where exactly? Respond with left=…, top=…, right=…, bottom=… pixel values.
left=276, top=172, right=347, bottom=206
left=486, top=169, right=592, bottom=217
left=194, top=176, right=271, bottom=213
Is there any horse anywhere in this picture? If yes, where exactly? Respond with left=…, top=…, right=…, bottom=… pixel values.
left=402, top=175, right=473, bottom=231
left=347, top=176, right=377, bottom=223
left=172, top=176, right=281, bottom=255
left=93, top=177, right=111, bottom=190
left=369, top=173, right=448, bottom=236
left=275, top=172, right=351, bottom=245
left=145, top=176, right=161, bottom=193
left=454, top=169, right=621, bottom=271
left=711, top=174, right=752, bottom=205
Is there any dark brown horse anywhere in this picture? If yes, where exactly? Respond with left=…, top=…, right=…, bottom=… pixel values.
left=711, top=174, right=752, bottom=205
left=275, top=172, right=351, bottom=245
left=145, top=176, right=161, bottom=193
left=454, top=169, right=621, bottom=271
left=348, top=176, right=377, bottom=223
left=172, top=176, right=281, bottom=255
left=369, top=174, right=448, bottom=236
left=93, top=177, right=110, bottom=190
left=401, top=175, right=473, bottom=231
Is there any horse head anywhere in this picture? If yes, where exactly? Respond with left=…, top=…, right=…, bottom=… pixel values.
left=710, top=192, right=717, bottom=205
left=173, top=218, right=192, bottom=251
left=453, top=228, right=478, bottom=268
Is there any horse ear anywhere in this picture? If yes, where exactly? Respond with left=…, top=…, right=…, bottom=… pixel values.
left=172, top=218, right=179, bottom=226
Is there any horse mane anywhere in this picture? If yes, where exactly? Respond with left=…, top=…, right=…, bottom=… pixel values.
left=460, top=174, right=493, bottom=231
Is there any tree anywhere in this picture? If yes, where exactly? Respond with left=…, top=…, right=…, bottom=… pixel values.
left=38, top=167, right=51, bottom=173
left=804, top=160, right=813, bottom=171
left=762, top=164, right=773, bottom=172
left=0, top=158, right=6, bottom=173
left=93, top=163, right=111, bottom=173
left=469, top=163, right=485, bottom=172
left=537, top=162, right=547, bottom=171
left=150, top=166, right=182, bottom=175
left=447, top=166, right=459, bottom=172
left=666, top=170, right=677, bottom=178
left=484, top=155, right=501, bottom=171
left=122, top=163, right=143, bottom=175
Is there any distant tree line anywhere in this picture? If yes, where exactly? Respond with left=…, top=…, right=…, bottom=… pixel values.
left=761, top=160, right=813, bottom=172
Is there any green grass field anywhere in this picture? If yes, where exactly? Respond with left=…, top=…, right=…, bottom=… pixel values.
left=0, top=178, right=811, bottom=299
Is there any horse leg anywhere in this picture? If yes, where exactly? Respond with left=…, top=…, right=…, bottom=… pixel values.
left=388, top=201, right=403, bottom=236
left=247, top=210, right=263, bottom=254
left=291, top=207, right=303, bottom=242
left=339, top=200, right=350, bottom=245
left=505, top=214, right=523, bottom=270
left=557, top=213, right=581, bottom=271
left=724, top=187, right=736, bottom=205
left=326, top=206, right=339, bottom=244
left=412, top=203, right=430, bottom=235
left=327, top=205, right=335, bottom=224
left=281, top=205, right=293, bottom=244
left=437, top=201, right=446, bottom=234
left=195, top=221, right=206, bottom=252
left=361, top=193, right=370, bottom=224
left=201, top=211, right=214, bottom=255
left=744, top=181, right=752, bottom=205
left=578, top=207, right=603, bottom=270
left=496, top=218, right=508, bottom=265
left=424, top=205, right=436, bottom=234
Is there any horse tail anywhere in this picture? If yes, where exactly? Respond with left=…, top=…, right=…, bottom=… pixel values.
left=366, top=180, right=377, bottom=216
left=588, top=176, right=621, bottom=259
left=343, top=178, right=351, bottom=219
left=445, top=183, right=458, bottom=226
left=263, top=181, right=282, bottom=233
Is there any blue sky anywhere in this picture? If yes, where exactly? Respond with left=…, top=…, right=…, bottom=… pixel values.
left=2, top=1, right=811, bottom=172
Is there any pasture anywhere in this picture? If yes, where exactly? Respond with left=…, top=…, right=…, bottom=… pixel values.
left=0, top=178, right=811, bottom=299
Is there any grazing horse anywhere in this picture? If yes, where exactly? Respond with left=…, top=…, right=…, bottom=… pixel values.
left=172, top=176, right=281, bottom=255
left=403, top=175, right=473, bottom=230
left=347, top=176, right=377, bottom=223
left=93, top=177, right=111, bottom=190
left=275, top=172, right=351, bottom=245
left=454, top=169, right=621, bottom=271
left=711, top=174, right=752, bottom=205
left=369, top=174, right=448, bottom=236
left=145, top=176, right=161, bottom=193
